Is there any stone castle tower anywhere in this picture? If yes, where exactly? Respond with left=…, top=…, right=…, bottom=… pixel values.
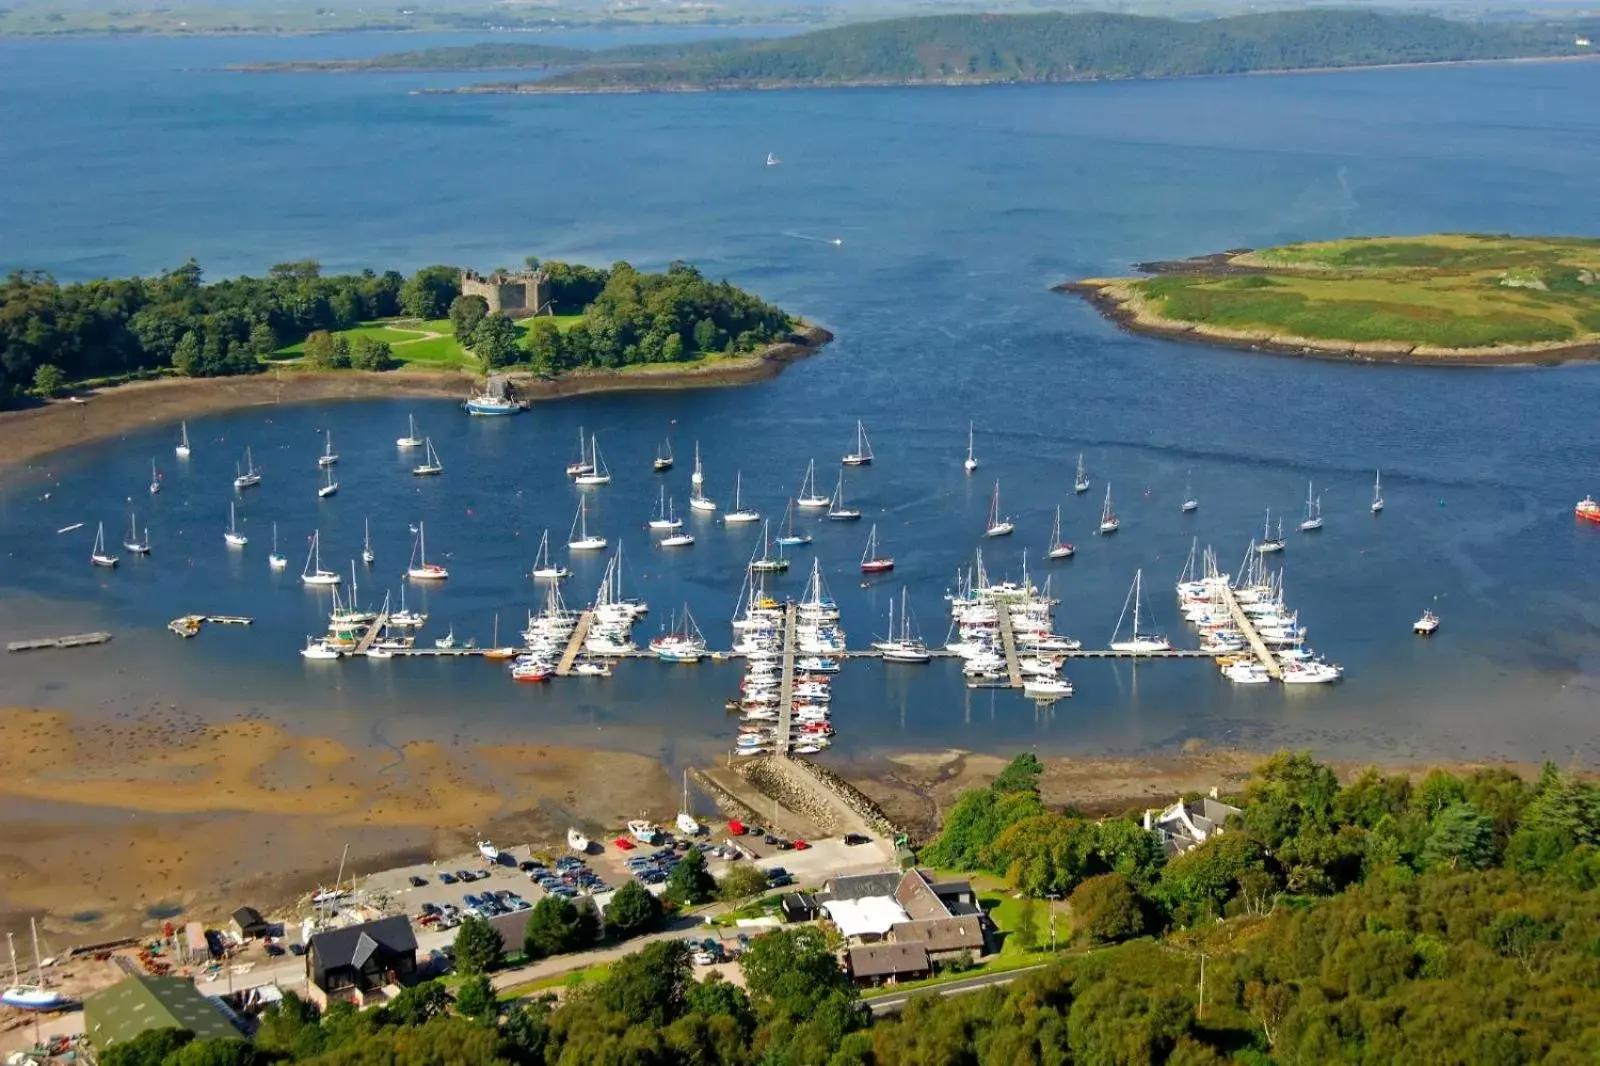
left=460, top=269, right=550, bottom=319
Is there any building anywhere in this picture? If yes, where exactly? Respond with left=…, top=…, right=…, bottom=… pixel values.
left=231, top=906, right=269, bottom=940
left=780, top=892, right=818, bottom=923
left=846, top=944, right=930, bottom=987
left=460, top=269, right=549, bottom=319
left=888, top=917, right=986, bottom=964
left=84, top=975, right=239, bottom=1050
left=305, top=915, right=418, bottom=1008
left=1143, top=788, right=1243, bottom=856
left=818, top=869, right=990, bottom=955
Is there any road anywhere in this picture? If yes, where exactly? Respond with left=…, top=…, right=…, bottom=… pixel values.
left=864, top=963, right=1052, bottom=1015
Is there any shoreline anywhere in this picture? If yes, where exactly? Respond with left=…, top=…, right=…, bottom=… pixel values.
left=0, top=325, right=831, bottom=471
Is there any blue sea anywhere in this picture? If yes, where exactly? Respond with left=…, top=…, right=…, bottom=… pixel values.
left=2, top=34, right=1599, bottom=768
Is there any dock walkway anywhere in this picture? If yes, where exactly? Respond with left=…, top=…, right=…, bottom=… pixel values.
left=994, top=606, right=1024, bottom=688
left=7, top=632, right=112, bottom=653
left=775, top=604, right=797, bottom=756
left=1217, top=585, right=1282, bottom=680
left=353, top=612, right=389, bottom=656
left=556, top=611, right=595, bottom=677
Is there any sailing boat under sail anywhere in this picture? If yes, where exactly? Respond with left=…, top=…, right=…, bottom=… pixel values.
left=841, top=420, right=874, bottom=466
left=860, top=523, right=894, bottom=573
left=301, top=530, right=341, bottom=586
left=90, top=522, right=119, bottom=567
left=567, top=499, right=607, bottom=551
left=985, top=481, right=1014, bottom=537
left=1098, top=484, right=1120, bottom=535
left=406, top=521, right=449, bottom=580
left=1047, top=505, right=1074, bottom=559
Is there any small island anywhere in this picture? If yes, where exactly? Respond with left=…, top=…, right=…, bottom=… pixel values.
left=1063, top=234, right=1600, bottom=366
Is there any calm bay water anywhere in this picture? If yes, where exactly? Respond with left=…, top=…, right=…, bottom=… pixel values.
left=2, top=36, right=1599, bottom=766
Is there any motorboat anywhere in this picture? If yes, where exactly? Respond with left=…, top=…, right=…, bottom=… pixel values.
left=1222, top=662, right=1271, bottom=684
left=1413, top=609, right=1440, bottom=636
left=477, top=840, right=500, bottom=862
left=465, top=389, right=522, bottom=416
left=627, top=820, right=659, bottom=845
left=1023, top=676, right=1074, bottom=700
left=1282, top=661, right=1342, bottom=684
left=567, top=828, right=590, bottom=852
left=301, top=638, right=341, bottom=660
left=1576, top=496, right=1600, bottom=524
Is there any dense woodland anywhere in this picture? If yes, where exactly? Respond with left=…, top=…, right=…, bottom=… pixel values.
left=0, top=259, right=794, bottom=407
left=97, top=752, right=1600, bottom=1064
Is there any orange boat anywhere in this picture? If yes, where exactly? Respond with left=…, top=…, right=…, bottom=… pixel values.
left=1578, top=497, right=1600, bottom=524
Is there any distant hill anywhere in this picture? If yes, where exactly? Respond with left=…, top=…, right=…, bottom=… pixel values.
left=244, top=11, right=1600, bottom=89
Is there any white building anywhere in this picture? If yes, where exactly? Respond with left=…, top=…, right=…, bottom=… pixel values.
left=1142, top=788, right=1243, bottom=856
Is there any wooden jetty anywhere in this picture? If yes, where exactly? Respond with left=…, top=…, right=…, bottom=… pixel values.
left=353, top=612, right=389, bottom=656
left=8, top=631, right=112, bottom=653
left=994, top=606, right=1025, bottom=688
left=1217, top=584, right=1282, bottom=680
left=775, top=603, right=798, bottom=757
left=555, top=610, right=595, bottom=677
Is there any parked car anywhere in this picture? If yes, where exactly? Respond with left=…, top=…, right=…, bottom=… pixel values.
left=409, top=875, right=428, bottom=888
left=454, top=870, right=475, bottom=883
left=763, top=834, right=779, bottom=845
left=766, top=868, right=793, bottom=887
left=288, top=943, right=305, bottom=956
left=439, top=872, right=458, bottom=884
left=774, top=839, right=793, bottom=851
left=792, top=840, right=810, bottom=851
left=518, top=860, right=540, bottom=872
left=420, top=902, right=441, bottom=917
left=843, top=833, right=870, bottom=846
left=613, top=838, right=635, bottom=851
left=264, top=943, right=285, bottom=957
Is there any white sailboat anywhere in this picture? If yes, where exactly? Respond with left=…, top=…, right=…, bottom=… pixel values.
left=224, top=502, right=248, bottom=547
left=574, top=434, right=611, bottom=486
left=301, top=530, right=341, bottom=586
left=1371, top=470, right=1385, bottom=514
left=649, top=486, right=682, bottom=531
left=1047, top=504, right=1074, bottom=559
left=796, top=459, right=831, bottom=508
left=872, top=587, right=931, bottom=662
left=567, top=499, right=608, bottom=551
left=653, top=438, right=674, bottom=472
left=1257, top=510, right=1286, bottom=553
left=397, top=413, right=423, bottom=449
left=319, top=429, right=339, bottom=467
left=985, top=481, right=1014, bottom=537
left=531, top=529, right=572, bottom=578
left=1299, top=481, right=1323, bottom=532
left=841, top=419, right=874, bottom=466
left=690, top=440, right=705, bottom=488
left=860, top=523, right=894, bottom=572
left=318, top=462, right=339, bottom=498
left=406, top=521, right=449, bottom=580
left=676, top=771, right=701, bottom=837
left=3, top=920, right=64, bottom=1012
left=1074, top=453, right=1089, bottom=494
left=123, top=513, right=150, bottom=555
left=660, top=527, right=696, bottom=548
left=412, top=437, right=443, bottom=476
left=1109, top=569, right=1171, bottom=653
left=269, top=522, right=288, bottom=570
left=827, top=469, right=862, bottom=521
left=566, top=427, right=594, bottom=477
left=749, top=520, right=787, bottom=571
left=724, top=472, right=760, bottom=523
left=765, top=152, right=780, bottom=167
left=175, top=422, right=191, bottom=459
left=963, top=422, right=979, bottom=474
left=1097, top=484, right=1120, bottom=535
left=149, top=458, right=161, bottom=495
left=233, top=446, right=261, bottom=489
left=89, top=522, right=119, bottom=567
left=1181, top=471, right=1199, bottom=513
left=361, top=518, right=374, bottom=565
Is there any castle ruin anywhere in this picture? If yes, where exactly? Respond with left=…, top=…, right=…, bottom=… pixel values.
left=460, top=269, right=550, bottom=319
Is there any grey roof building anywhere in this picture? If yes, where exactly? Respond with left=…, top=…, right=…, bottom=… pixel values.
left=1143, top=789, right=1243, bottom=855
left=84, top=975, right=239, bottom=1049
left=305, top=915, right=418, bottom=1007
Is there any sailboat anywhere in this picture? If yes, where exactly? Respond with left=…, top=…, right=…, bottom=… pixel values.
left=871, top=587, right=931, bottom=662
left=301, top=530, right=341, bottom=586
left=775, top=499, right=812, bottom=547
left=412, top=437, right=443, bottom=476
left=841, top=420, right=874, bottom=466
left=318, top=463, right=339, bottom=498
left=689, top=443, right=716, bottom=511
left=676, top=771, right=701, bottom=836
left=724, top=472, right=760, bottom=523
left=985, top=481, right=1014, bottom=537
left=660, top=526, right=696, bottom=548
left=483, top=615, right=518, bottom=660
left=406, top=521, right=449, bottom=580
left=149, top=458, right=161, bottom=495
left=123, top=513, right=151, bottom=555
left=1256, top=510, right=1286, bottom=553
left=316, top=430, right=338, bottom=469
left=964, top=422, right=979, bottom=474
left=269, top=522, right=288, bottom=570
left=649, top=486, right=683, bottom=531
left=1047, top=505, right=1074, bottom=559
left=3, top=920, right=64, bottom=1011
left=749, top=520, right=787, bottom=571
left=175, top=422, right=191, bottom=459
left=653, top=438, right=674, bottom=472
left=796, top=459, right=831, bottom=508
left=224, top=502, right=247, bottom=547
left=1299, top=482, right=1323, bottom=532
left=567, top=499, right=608, bottom=551
left=765, top=152, right=780, bottom=168
left=1074, top=453, right=1090, bottom=494
left=89, top=522, right=119, bottom=567
left=362, top=518, right=374, bottom=565
left=1371, top=470, right=1385, bottom=514
left=531, top=529, right=573, bottom=578
left=827, top=470, right=862, bottom=521
left=397, top=413, right=423, bottom=449
left=233, top=446, right=261, bottom=489
left=1097, top=484, right=1120, bottom=535
left=574, top=434, right=611, bottom=486
left=565, top=427, right=593, bottom=476
left=860, top=523, right=894, bottom=573
left=1181, top=471, right=1199, bottom=513
left=1109, top=569, right=1171, bottom=653
left=690, top=440, right=705, bottom=487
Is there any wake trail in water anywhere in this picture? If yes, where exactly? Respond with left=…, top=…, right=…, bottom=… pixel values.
left=782, top=231, right=844, bottom=247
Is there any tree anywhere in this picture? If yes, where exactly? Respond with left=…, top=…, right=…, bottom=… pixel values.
left=498, top=1001, right=550, bottom=1065
left=739, top=927, right=856, bottom=1023
left=99, top=1027, right=193, bottom=1066
left=302, top=329, right=338, bottom=370
left=1414, top=769, right=1468, bottom=819
left=992, top=753, right=1044, bottom=795
left=1243, top=981, right=1294, bottom=1049
left=691, top=317, right=723, bottom=354
left=523, top=895, right=591, bottom=958
left=454, top=972, right=498, bottom=1018
left=31, top=363, right=64, bottom=397
left=604, top=880, right=663, bottom=941
left=1013, top=898, right=1040, bottom=951
left=1243, top=751, right=1340, bottom=849
left=247, top=322, right=278, bottom=358
left=684, top=972, right=755, bottom=1034
left=164, top=1038, right=260, bottom=1066
left=1423, top=802, right=1496, bottom=870
left=597, top=939, right=693, bottom=1027
left=400, top=265, right=460, bottom=319
left=453, top=915, right=505, bottom=975
left=664, top=848, right=716, bottom=906
left=377, top=979, right=450, bottom=1027
left=255, top=990, right=321, bottom=1056
left=523, top=317, right=565, bottom=376
left=1070, top=873, right=1146, bottom=944
left=171, top=331, right=202, bottom=376
left=717, top=863, right=770, bottom=903
left=470, top=312, right=520, bottom=371
left=349, top=335, right=394, bottom=371
left=449, top=294, right=489, bottom=340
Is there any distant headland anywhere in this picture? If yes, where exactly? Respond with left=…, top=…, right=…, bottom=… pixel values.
left=1061, top=234, right=1600, bottom=367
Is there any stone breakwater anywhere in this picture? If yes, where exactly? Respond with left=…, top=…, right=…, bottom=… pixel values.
left=688, top=767, right=765, bottom=828
left=788, top=758, right=903, bottom=840
left=734, top=757, right=903, bottom=841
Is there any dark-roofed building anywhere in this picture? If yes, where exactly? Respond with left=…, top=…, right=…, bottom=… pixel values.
left=819, top=871, right=903, bottom=902
left=889, top=917, right=988, bottom=962
left=84, top=975, right=239, bottom=1050
left=1143, top=789, right=1244, bottom=856
left=780, top=892, right=818, bottom=923
left=847, top=944, right=930, bottom=987
left=895, top=870, right=952, bottom=921
left=305, top=915, right=418, bottom=1008
left=231, top=906, right=268, bottom=940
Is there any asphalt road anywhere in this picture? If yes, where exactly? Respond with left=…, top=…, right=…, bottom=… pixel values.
left=864, top=963, right=1052, bottom=1015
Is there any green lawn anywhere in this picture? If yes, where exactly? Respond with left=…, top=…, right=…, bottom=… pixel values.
left=276, top=315, right=588, bottom=371
left=500, top=961, right=612, bottom=999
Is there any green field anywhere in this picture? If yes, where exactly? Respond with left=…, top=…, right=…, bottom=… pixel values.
left=1118, top=234, right=1600, bottom=352
left=276, top=315, right=585, bottom=370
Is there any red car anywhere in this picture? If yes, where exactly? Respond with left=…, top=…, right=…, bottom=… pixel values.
left=613, top=837, right=636, bottom=850
left=791, top=840, right=810, bottom=851
left=728, top=820, right=745, bottom=836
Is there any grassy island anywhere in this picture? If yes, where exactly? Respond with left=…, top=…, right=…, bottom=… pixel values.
left=1066, top=234, right=1600, bottom=366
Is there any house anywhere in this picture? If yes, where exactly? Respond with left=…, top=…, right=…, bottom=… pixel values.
left=1143, top=788, right=1243, bottom=856
left=780, top=892, right=818, bottom=923
left=820, top=869, right=992, bottom=952
left=889, top=917, right=988, bottom=963
left=305, top=915, right=418, bottom=1008
left=847, top=943, right=930, bottom=987
left=821, top=896, right=908, bottom=942
left=84, top=975, right=240, bottom=1050
left=818, top=871, right=903, bottom=902
left=231, top=906, right=269, bottom=940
